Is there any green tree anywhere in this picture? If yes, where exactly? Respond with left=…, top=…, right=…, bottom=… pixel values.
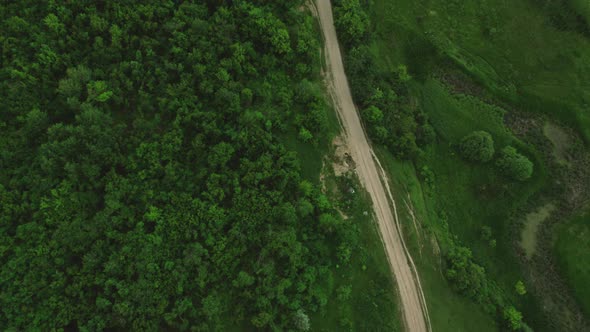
left=233, top=271, right=255, bottom=288
left=374, top=126, right=389, bottom=143
left=496, top=146, right=534, bottom=181
left=319, top=213, right=340, bottom=233
left=252, top=312, right=273, bottom=328
left=336, top=285, right=352, bottom=301
left=459, top=131, right=495, bottom=163
left=445, top=246, right=486, bottom=301
left=363, top=105, right=383, bottom=124
left=396, top=64, right=412, bottom=82
left=503, top=306, right=523, bottom=330
left=334, top=0, right=369, bottom=46
left=293, top=309, right=310, bottom=331
left=57, top=65, right=92, bottom=102
left=299, top=127, right=313, bottom=142
left=417, top=123, right=436, bottom=146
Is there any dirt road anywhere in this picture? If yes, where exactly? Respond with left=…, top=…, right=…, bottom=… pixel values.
left=313, top=1, right=430, bottom=331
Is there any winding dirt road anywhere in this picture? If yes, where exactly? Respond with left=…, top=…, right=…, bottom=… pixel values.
left=313, top=1, right=430, bottom=331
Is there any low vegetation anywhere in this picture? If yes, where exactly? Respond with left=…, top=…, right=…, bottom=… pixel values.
left=555, top=212, right=590, bottom=316
left=335, top=0, right=590, bottom=330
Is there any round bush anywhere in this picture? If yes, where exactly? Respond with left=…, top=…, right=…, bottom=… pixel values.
left=496, top=146, right=533, bottom=181
left=459, top=131, right=495, bottom=163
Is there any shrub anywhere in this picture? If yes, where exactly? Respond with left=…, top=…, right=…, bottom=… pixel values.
left=445, top=246, right=486, bottom=301
left=417, top=123, right=436, bottom=146
left=298, top=127, right=313, bottom=142
left=515, top=281, right=526, bottom=296
left=503, top=306, right=523, bottom=330
left=293, top=309, right=310, bottom=331
left=495, top=146, right=533, bottom=181
left=362, top=105, right=383, bottom=124
left=459, top=131, right=495, bottom=162
left=334, top=0, right=369, bottom=46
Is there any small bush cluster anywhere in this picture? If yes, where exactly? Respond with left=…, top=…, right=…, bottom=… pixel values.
left=458, top=131, right=533, bottom=180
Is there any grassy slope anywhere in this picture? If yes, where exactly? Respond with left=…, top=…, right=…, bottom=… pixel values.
left=415, top=82, right=549, bottom=329
left=374, top=80, right=550, bottom=329
left=555, top=212, right=590, bottom=317
left=372, top=0, right=590, bottom=142
left=362, top=0, right=586, bottom=329
left=376, top=149, right=498, bottom=332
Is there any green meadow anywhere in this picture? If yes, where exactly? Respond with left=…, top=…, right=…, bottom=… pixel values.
left=333, top=0, right=590, bottom=330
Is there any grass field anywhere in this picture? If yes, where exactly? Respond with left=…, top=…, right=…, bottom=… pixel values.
left=371, top=0, right=590, bottom=142
left=375, top=149, right=499, bottom=332
left=327, top=0, right=590, bottom=329
left=371, top=82, right=551, bottom=329
left=555, top=212, right=590, bottom=317
left=356, top=0, right=590, bottom=329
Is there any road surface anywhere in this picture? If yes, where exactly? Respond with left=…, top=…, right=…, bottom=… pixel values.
left=313, top=1, right=430, bottom=331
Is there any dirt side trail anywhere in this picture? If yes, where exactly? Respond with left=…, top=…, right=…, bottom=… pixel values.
left=313, top=1, right=430, bottom=331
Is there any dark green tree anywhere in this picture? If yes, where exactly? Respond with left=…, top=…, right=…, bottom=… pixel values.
left=459, top=131, right=495, bottom=163
left=495, top=146, right=534, bottom=181
left=334, top=0, right=369, bottom=46
left=503, top=306, right=523, bottom=330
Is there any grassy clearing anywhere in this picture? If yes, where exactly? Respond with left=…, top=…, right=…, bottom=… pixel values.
left=402, top=90, right=548, bottom=327
left=371, top=0, right=590, bottom=142
left=358, top=0, right=590, bottom=328
left=555, top=212, right=590, bottom=317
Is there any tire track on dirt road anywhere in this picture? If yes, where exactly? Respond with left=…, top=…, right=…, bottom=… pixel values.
left=312, top=1, right=431, bottom=331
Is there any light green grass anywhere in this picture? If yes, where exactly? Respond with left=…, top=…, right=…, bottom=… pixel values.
left=555, top=212, right=590, bottom=317
left=414, top=80, right=550, bottom=329
left=375, top=148, right=499, bottom=331
left=363, top=0, right=590, bottom=329
left=371, top=75, right=548, bottom=330
left=371, top=0, right=590, bottom=142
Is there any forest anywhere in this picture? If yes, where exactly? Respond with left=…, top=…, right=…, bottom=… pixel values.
left=0, top=0, right=400, bottom=330
left=4, top=0, right=590, bottom=331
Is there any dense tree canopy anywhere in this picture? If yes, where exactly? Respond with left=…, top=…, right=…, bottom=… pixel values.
left=459, top=131, right=495, bottom=163
left=496, top=146, right=534, bottom=181
left=334, top=0, right=369, bottom=47
left=0, top=1, right=352, bottom=330
left=333, top=0, right=433, bottom=160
